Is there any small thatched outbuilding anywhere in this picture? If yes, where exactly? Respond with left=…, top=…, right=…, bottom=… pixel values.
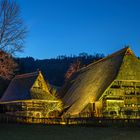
left=0, top=71, right=62, bottom=118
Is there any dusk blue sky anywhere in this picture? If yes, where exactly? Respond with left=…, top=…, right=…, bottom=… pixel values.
left=17, top=0, right=140, bottom=59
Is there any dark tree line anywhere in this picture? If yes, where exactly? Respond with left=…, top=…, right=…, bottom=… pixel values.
left=15, top=53, right=105, bottom=87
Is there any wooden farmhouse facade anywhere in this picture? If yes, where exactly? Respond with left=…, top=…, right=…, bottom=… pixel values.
left=0, top=71, right=62, bottom=119
left=61, top=47, right=140, bottom=119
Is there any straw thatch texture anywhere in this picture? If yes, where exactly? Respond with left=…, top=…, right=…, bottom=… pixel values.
left=62, top=47, right=139, bottom=116
left=1, top=71, right=53, bottom=102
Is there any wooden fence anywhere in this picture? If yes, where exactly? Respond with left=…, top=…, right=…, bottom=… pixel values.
left=1, top=114, right=140, bottom=127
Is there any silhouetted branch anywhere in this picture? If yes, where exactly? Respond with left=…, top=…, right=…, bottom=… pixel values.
left=0, top=0, right=27, bottom=54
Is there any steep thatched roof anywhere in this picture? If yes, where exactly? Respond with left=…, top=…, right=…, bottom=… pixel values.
left=0, top=71, right=54, bottom=102
left=62, top=47, right=140, bottom=116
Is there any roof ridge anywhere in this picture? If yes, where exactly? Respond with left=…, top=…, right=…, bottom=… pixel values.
left=15, top=71, right=39, bottom=79
left=78, top=47, right=130, bottom=72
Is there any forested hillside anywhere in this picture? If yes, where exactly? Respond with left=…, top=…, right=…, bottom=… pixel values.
left=15, top=53, right=104, bottom=86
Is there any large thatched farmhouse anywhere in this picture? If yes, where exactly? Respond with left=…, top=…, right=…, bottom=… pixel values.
left=0, top=71, right=62, bottom=119
left=61, top=47, right=140, bottom=119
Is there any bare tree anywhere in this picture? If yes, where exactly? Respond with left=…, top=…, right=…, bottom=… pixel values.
left=0, top=0, right=27, bottom=80
left=0, top=0, right=27, bottom=54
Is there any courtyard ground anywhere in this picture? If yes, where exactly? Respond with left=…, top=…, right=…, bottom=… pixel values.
left=0, top=123, right=140, bottom=140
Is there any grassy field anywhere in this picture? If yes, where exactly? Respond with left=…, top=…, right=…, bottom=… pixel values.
left=0, top=123, right=140, bottom=140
